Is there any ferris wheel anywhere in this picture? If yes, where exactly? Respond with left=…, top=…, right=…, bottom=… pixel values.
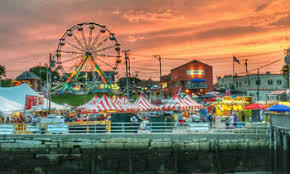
left=55, top=22, right=121, bottom=94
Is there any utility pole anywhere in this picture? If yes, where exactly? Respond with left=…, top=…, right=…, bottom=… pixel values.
left=286, top=48, right=290, bottom=89
left=256, top=68, right=260, bottom=102
left=245, top=59, right=248, bottom=75
left=153, top=55, right=162, bottom=81
left=122, top=50, right=130, bottom=97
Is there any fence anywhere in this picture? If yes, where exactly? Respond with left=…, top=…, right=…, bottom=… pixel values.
left=0, top=121, right=269, bottom=135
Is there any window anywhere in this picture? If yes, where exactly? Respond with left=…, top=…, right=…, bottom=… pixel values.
left=256, top=80, right=260, bottom=85
left=268, top=80, right=273, bottom=85
left=239, top=82, right=242, bottom=87
left=277, top=80, right=282, bottom=85
left=248, top=80, right=251, bottom=86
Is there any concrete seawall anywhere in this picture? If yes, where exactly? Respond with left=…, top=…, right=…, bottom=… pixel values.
left=0, top=133, right=269, bottom=152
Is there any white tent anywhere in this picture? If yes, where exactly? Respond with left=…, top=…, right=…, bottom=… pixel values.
left=0, top=96, right=24, bottom=114
left=0, top=83, right=68, bottom=110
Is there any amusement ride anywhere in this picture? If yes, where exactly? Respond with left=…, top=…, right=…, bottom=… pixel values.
left=54, top=22, right=121, bottom=94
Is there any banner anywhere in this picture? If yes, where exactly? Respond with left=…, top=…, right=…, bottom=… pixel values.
left=38, top=96, right=44, bottom=105
left=32, top=96, right=38, bottom=106
left=25, top=96, right=32, bottom=110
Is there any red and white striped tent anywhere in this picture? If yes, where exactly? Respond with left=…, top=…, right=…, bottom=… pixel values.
left=79, top=94, right=126, bottom=113
left=114, top=96, right=131, bottom=106
left=182, top=95, right=204, bottom=110
left=161, top=94, right=189, bottom=111
left=128, top=94, right=159, bottom=112
left=97, top=94, right=127, bottom=112
left=77, top=95, right=100, bottom=110
left=114, top=95, right=121, bottom=105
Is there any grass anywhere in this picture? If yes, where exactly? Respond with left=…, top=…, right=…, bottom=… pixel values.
left=51, top=94, right=95, bottom=106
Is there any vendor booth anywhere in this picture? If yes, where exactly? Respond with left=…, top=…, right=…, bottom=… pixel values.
left=214, top=96, right=252, bottom=116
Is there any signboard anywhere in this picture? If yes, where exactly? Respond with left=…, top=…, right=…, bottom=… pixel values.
left=186, top=70, right=204, bottom=75
left=25, top=96, right=33, bottom=110
left=38, top=96, right=44, bottom=105
left=32, top=96, right=38, bottom=106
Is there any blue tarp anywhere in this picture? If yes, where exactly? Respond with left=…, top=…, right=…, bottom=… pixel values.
left=190, top=78, right=205, bottom=83
left=266, top=104, right=290, bottom=112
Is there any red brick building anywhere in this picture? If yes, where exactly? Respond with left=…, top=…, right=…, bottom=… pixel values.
left=161, top=60, right=213, bottom=96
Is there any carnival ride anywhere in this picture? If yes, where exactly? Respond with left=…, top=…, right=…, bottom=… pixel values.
left=55, top=22, right=121, bottom=94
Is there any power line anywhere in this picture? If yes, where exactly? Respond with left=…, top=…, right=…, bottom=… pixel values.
left=236, top=58, right=283, bottom=74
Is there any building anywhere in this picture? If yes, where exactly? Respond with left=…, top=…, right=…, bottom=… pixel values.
left=161, top=60, right=213, bottom=96
left=217, top=72, right=287, bottom=101
left=14, top=71, right=42, bottom=92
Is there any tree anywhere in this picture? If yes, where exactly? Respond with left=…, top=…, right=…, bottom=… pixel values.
left=0, top=65, right=6, bottom=87
left=1, top=79, right=12, bottom=87
left=29, top=66, right=60, bottom=82
left=117, top=77, right=142, bottom=89
left=282, top=64, right=289, bottom=88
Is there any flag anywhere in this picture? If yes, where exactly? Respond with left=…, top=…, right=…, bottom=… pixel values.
left=233, top=56, right=240, bottom=64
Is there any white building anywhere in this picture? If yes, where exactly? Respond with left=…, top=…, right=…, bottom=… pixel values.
left=217, top=72, right=287, bottom=101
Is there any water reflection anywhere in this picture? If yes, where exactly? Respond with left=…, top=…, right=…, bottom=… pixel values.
left=0, top=150, right=288, bottom=174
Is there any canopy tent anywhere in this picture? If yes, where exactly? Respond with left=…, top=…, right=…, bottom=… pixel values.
left=77, top=95, right=100, bottom=110
left=114, top=95, right=121, bottom=105
left=42, top=98, right=70, bottom=110
left=128, top=94, right=159, bottom=112
left=161, top=94, right=188, bottom=111
left=81, top=94, right=126, bottom=113
left=115, top=96, right=131, bottom=107
left=266, top=104, right=290, bottom=112
left=150, top=84, right=161, bottom=89
left=0, top=83, right=68, bottom=110
left=182, top=95, right=204, bottom=110
left=0, top=96, right=24, bottom=114
left=244, top=103, right=268, bottom=110
left=97, top=94, right=127, bottom=112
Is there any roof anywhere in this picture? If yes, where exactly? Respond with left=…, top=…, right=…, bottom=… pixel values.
left=171, top=60, right=212, bottom=72
left=16, top=71, right=41, bottom=80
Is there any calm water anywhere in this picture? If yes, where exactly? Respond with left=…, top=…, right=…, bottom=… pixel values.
left=0, top=149, right=288, bottom=174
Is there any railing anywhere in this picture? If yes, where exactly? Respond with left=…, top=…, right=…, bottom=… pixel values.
left=270, top=114, right=290, bottom=129
left=0, top=121, right=269, bottom=135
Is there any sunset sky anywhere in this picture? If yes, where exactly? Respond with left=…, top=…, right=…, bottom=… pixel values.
left=0, top=0, right=289, bottom=83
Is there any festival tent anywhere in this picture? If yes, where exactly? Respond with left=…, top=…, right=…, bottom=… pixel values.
left=161, top=94, right=188, bottom=111
left=95, top=94, right=126, bottom=112
left=77, top=95, right=100, bottom=110
left=0, top=96, right=24, bottom=114
left=0, top=83, right=68, bottom=110
left=115, top=96, right=131, bottom=107
left=244, top=103, right=268, bottom=110
left=266, top=104, right=290, bottom=112
left=114, top=95, right=121, bottom=105
left=182, top=95, right=204, bottom=110
left=128, top=94, right=159, bottom=112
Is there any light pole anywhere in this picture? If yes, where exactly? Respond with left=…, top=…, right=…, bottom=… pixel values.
left=48, top=53, right=56, bottom=114
left=153, top=55, right=162, bottom=81
left=122, top=50, right=130, bottom=97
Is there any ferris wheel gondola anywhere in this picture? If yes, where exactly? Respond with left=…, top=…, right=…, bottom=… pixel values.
left=55, top=22, right=121, bottom=94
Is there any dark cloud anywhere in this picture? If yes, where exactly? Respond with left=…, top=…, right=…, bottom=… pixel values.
left=270, top=15, right=290, bottom=26
left=255, top=1, right=272, bottom=12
